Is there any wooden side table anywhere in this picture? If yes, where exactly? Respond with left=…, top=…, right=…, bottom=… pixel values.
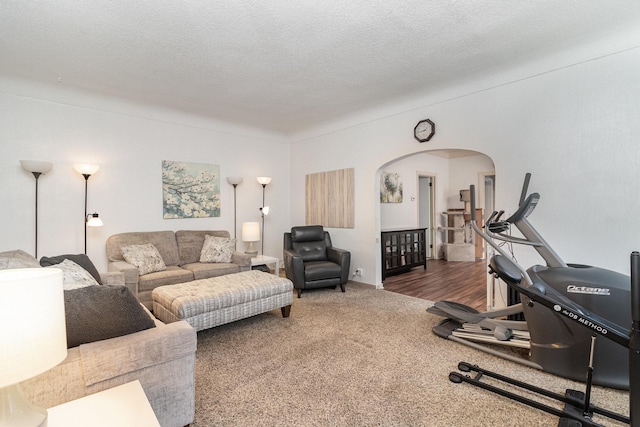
left=251, top=255, right=280, bottom=275
left=47, top=380, right=160, bottom=427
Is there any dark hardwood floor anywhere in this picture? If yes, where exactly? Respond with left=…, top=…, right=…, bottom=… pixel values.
left=382, top=258, right=489, bottom=311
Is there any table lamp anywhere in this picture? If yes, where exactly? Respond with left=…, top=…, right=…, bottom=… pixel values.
left=241, top=222, right=260, bottom=256
left=0, top=268, right=67, bottom=427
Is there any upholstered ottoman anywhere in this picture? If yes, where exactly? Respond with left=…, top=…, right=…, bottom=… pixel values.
left=151, top=270, right=293, bottom=331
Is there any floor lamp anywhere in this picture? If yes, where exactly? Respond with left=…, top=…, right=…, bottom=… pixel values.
left=73, top=163, right=102, bottom=254
left=226, top=176, right=243, bottom=246
left=257, top=177, right=271, bottom=255
left=20, top=160, right=53, bottom=258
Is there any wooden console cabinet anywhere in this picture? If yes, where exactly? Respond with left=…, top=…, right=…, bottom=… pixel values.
left=381, top=228, right=427, bottom=280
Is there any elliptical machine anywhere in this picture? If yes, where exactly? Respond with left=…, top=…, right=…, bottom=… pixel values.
left=433, top=175, right=640, bottom=426
left=428, top=173, right=631, bottom=390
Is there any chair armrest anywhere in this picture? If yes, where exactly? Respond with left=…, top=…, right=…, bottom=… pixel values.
left=327, top=247, right=351, bottom=283
left=232, top=251, right=252, bottom=268
left=283, top=248, right=305, bottom=285
left=100, top=271, right=125, bottom=286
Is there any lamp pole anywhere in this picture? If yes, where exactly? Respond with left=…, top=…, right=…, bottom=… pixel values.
left=32, top=172, right=42, bottom=258
left=256, top=177, right=271, bottom=256
left=226, top=177, right=243, bottom=248
left=260, top=184, right=266, bottom=255
left=20, top=160, right=53, bottom=259
left=82, top=174, right=90, bottom=254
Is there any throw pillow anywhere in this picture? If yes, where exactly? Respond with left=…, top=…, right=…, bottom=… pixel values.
left=64, top=285, right=156, bottom=348
left=40, top=253, right=103, bottom=285
left=121, top=243, right=167, bottom=275
left=45, top=259, right=100, bottom=290
left=0, top=249, right=40, bottom=269
left=200, top=235, right=235, bottom=263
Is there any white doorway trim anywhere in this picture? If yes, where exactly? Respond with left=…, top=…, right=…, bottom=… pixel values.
left=478, top=171, right=497, bottom=311
left=417, top=171, right=437, bottom=259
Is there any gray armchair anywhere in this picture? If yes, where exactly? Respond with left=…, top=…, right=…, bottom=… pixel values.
left=283, top=225, right=351, bottom=298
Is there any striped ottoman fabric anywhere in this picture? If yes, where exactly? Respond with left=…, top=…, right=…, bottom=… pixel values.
left=152, top=270, right=293, bottom=331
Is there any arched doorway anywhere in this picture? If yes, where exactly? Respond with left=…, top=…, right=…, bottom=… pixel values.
left=378, top=149, right=495, bottom=308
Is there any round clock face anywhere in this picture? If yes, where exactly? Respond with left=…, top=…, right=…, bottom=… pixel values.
left=414, top=119, right=435, bottom=142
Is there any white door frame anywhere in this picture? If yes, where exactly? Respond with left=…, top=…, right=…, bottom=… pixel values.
left=417, top=171, right=437, bottom=259
left=478, top=171, right=498, bottom=311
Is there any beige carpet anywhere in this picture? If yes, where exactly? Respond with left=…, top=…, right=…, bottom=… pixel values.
left=192, top=282, right=629, bottom=426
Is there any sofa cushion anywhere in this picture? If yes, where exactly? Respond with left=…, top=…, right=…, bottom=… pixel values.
left=0, top=249, right=40, bottom=269
left=45, top=259, right=100, bottom=290
left=122, top=243, right=167, bottom=275
left=106, top=231, right=181, bottom=266
left=175, top=230, right=231, bottom=264
left=64, top=285, right=156, bottom=348
left=200, top=235, right=235, bottom=263
left=138, top=266, right=194, bottom=292
left=181, top=262, right=240, bottom=280
left=40, top=253, right=103, bottom=285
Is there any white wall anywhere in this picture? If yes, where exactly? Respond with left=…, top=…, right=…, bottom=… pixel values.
left=0, top=79, right=291, bottom=271
left=291, top=45, right=640, bottom=286
left=379, top=152, right=451, bottom=231
left=3, top=40, right=639, bottom=286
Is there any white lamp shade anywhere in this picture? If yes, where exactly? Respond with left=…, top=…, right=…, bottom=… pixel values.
left=257, top=176, right=272, bottom=185
left=0, top=268, right=67, bottom=387
left=73, top=163, right=100, bottom=175
left=87, top=213, right=103, bottom=227
left=261, top=206, right=270, bottom=216
left=241, top=222, right=260, bottom=242
left=226, top=176, right=243, bottom=185
left=20, top=160, right=53, bottom=174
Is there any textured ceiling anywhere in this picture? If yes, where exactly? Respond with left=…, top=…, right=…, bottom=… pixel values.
left=2, top=1, right=640, bottom=135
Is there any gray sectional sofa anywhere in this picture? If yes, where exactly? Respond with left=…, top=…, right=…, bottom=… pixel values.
left=22, top=317, right=196, bottom=427
left=0, top=249, right=197, bottom=427
left=106, top=230, right=253, bottom=309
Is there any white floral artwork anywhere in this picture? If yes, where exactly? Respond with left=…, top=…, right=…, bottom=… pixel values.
left=380, top=171, right=403, bottom=203
left=162, top=160, right=221, bottom=218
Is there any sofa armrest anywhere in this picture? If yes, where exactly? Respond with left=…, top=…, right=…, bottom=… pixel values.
left=108, top=260, right=139, bottom=295
left=19, top=320, right=196, bottom=404
left=232, top=251, right=252, bottom=268
left=100, top=271, right=125, bottom=286
left=79, top=320, right=197, bottom=386
left=327, top=247, right=351, bottom=283
left=283, top=248, right=305, bottom=285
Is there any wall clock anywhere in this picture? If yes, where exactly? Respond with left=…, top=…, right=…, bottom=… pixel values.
left=414, top=119, right=435, bottom=142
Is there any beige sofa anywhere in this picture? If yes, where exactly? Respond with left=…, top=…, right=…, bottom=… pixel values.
left=0, top=250, right=197, bottom=427
left=106, top=230, right=252, bottom=309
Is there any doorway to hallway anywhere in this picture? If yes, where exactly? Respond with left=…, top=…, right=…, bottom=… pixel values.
left=382, top=259, right=487, bottom=311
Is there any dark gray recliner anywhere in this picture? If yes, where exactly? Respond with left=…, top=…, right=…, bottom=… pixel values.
left=283, top=225, right=351, bottom=298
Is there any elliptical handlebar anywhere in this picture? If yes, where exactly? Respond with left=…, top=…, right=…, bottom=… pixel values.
left=482, top=198, right=544, bottom=247
left=470, top=184, right=534, bottom=286
left=518, top=172, right=532, bottom=207
left=505, top=192, right=540, bottom=224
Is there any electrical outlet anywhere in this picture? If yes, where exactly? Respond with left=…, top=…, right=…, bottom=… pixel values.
left=355, top=268, right=363, bottom=276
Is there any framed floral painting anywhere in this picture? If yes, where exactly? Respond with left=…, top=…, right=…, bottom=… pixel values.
left=380, top=171, right=402, bottom=203
left=162, top=160, right=220, bottom=218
